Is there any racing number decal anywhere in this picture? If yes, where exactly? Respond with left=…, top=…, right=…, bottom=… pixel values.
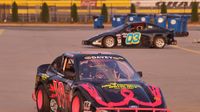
left=125, top=32, right=141, bottom=45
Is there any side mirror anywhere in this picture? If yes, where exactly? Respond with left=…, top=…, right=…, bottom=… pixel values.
left=137, top=71, right=143, bottom=78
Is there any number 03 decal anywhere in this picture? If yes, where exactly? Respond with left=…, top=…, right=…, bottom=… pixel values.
left=125, top=32, right=141, bottom=45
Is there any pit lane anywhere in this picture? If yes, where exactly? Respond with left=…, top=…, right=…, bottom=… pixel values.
left=0, top=26, right=199, bottom=112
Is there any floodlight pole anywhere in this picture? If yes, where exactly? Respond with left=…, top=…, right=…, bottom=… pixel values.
left=3, top=0, right=6, bottom=22
left=89, top=3, right=91, bottom=22
left=27, top=0, right=29, bottom=22
left=88, top=1, right=91, bottom=23
left=71, top=0, right=74, bottom=22
left=183, top=2, right=187, bottom=14
left=54, top=3, right=57, bottom=22
left=111, top=3, right=113, bottom=17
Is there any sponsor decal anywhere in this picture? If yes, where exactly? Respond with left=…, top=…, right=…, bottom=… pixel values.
left=117, top=36, right=122, bottom=46
left=116, top=34, right=121, bottom=37
left=84, top=101, right=92, bottom=111
left=84, top=56, right=124, bottom=60
left=125, top=32, right=141, bottom=45
left=102, top=83, right=141, bottom=89
left=92, top=40, right=102, bottom=45
left=35, top=75, right=40, bottom=82
left=50, top=99, right=58, bottom=112
left=156, top=2, right=196, bottom=8
left=81, top=83, right=162, bottom=107
left=81, top=0, right=97, bottom=7
left=49, top=80, right=65, bottom=109
left=41, top=74, right=49, bottom=81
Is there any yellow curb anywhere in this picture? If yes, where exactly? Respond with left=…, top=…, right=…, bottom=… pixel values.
left=171, top=45, right=200, bottom=55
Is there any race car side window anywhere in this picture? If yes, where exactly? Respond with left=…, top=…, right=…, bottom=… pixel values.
left=136, top=26, right=144, bottom=31
left=136, top=24, right=146, bottom=31
left=146, top=24, right=160, bottom=30
left=63, top=57, right=75, bottom=80
left=51, top=56, right=64, bottom=73
left=125, top=25, right=136, bottom=33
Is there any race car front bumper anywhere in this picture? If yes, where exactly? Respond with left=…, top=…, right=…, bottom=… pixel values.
left=96, top=107, right=170, bottom=112
left=82, top=40, right=91, bottom=45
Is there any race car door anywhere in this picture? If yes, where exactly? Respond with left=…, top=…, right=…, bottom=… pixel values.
left=121, top=23, right=144, bottom=47
left=62, top=56, right=75, bottom=109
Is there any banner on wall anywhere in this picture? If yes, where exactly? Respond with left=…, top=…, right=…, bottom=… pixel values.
left=81, top=0, right=98, bottom=7
left=130, top=0, right=200, bottom=8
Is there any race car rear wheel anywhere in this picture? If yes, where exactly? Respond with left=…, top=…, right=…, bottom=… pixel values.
left=153, top=37, right=166, bottom=48
left=36, top=85, right=50, bottom=112
left=102, top=36, right=116, bottom=48
left=71, top=92, right=85, bottom=112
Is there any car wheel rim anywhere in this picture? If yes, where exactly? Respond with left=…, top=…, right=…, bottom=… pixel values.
left=156, top=38, right=165, bottom=48
left=37, top=90, right=43, bottom=110
left=72, top=96, right=80, bottom=112
left=105, top=37, right=115, bottom=47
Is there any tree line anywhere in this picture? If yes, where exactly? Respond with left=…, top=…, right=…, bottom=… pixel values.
left=11, top=2, right=199, bottom=23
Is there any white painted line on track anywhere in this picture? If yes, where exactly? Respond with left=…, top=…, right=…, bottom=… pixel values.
left=171, top=45, right=200, bottom=55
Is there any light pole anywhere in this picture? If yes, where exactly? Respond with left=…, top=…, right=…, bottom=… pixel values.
left=110, top=3, right=113, bottom=22
left=54, top=3, right=57, bottom=22
left=71, top=0, right=74, bottom=22
left=88, top=0, right=91, bottom=23
left=27, top=0, right=29, bottom=22
left=183, top=2, right=187, bottom=14
left=3, top=0, right=5, bottom=22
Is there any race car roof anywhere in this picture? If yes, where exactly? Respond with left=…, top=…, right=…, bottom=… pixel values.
left=63, top=51, right=117, bottom=57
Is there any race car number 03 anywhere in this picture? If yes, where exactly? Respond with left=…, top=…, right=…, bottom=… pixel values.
left=125, top=32, right=141, bottom=45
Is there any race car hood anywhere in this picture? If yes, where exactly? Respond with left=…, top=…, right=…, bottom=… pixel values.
left=87, top=32, right=116, bottom=42
left=80, top=81, right=166, bottom=108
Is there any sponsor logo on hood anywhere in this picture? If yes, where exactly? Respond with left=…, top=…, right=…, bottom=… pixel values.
left=81, top=83, right=162, bottom=107
left=102, top=83, right=141, bottom=89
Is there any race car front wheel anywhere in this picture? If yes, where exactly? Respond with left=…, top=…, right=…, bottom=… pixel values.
left=36, top=85, right=50, bottom=112
left=153, top=37, right=166, bottom=48
left=71, top=92, right=85, bottom=112
left=102, top=36, right=116, bottom=48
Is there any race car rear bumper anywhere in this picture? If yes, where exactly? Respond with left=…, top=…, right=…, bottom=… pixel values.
left=96, top=107, right=170, bottom=112
left=171, top=40, right=177, bottom=45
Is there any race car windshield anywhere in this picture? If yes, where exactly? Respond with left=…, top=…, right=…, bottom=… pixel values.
left=79, top=57, right=140, bottom=82
left=109, top=24, right=126, bottom=32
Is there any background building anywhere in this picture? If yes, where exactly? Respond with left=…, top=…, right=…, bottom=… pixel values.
left=0, top=0, right=199, bottom=22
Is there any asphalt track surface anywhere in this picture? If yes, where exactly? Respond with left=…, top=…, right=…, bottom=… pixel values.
left=0, top=26, right=199, bottom=112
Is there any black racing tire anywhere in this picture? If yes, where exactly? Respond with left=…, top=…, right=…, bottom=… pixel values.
left=102, top=36, right=116, bottom=48
left=153, top=37, right=166, bottom=49
left=36, top=85, right=50, bottom=112
left=70, top=91, right=85, bottom=112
